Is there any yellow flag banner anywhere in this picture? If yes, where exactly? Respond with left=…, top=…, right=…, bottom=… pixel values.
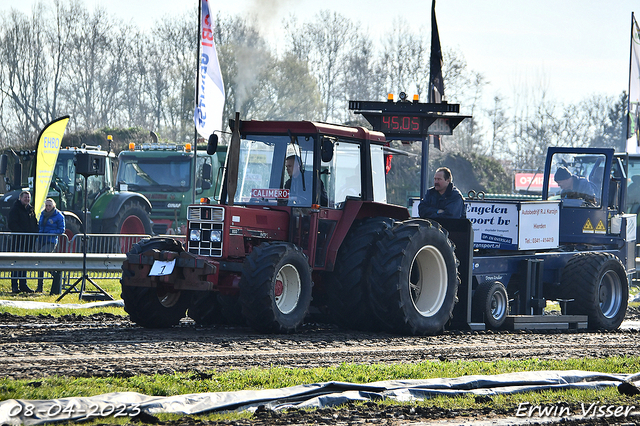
left=34, top=116, right=69, bottom=220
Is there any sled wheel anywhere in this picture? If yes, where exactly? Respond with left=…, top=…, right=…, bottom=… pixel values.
left=472, top=281, right=508, bottom=329
left=561, top=252, right=628, bottom=330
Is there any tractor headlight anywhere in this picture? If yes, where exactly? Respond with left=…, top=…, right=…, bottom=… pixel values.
left=210, top=230, right=222, bottom=242
left=189, top=229, right=201, bottom=242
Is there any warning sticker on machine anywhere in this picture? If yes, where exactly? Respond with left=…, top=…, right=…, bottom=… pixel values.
left=583, top=218, right=594, bottom=233
left=595, top=220, right=606, bottom=234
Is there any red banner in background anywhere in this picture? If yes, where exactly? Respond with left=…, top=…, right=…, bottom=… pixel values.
left=514, top=173, right=558, bottom=193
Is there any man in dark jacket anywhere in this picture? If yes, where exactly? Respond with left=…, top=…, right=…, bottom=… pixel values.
left=8, top=191, right=39, bottom=293
left=553, top=166, right=598, bottom=205
left=284, top=155, right=328, bottom=207
left=418, top=167, right=466, bottom=219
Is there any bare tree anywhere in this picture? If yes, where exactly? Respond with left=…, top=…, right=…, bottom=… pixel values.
left=160, top=10, right=198, bottom=143
left=486, top=95, right=511, bottom=159
left=63, top=6, right=127, bottom=131
left=379, top=20, right=429, bottom=99
left=343, top=33, right=384, bottom=109
left=0, top=6, right=50, bottom=145
left=286, top=10, right=358, bottom=122
left=43, top=0, right=80, bottom=122
left=215, top=14, right=272, bottom=126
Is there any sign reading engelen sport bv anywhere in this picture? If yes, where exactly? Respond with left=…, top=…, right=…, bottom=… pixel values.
left=465, top=201, right=560, bottom=250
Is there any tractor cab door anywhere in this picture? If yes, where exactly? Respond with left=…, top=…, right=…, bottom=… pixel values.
left=542, top=147, right=616, bottom=245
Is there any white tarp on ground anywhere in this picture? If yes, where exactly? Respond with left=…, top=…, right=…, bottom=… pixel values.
left=1, top=370, right=638, bottom=425
left=0, top=300, right=124, bottom=309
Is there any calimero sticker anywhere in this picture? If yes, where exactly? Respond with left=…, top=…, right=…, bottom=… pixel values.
left=583, top=218, right=594, bottom=233
left=594, top=220, right=607, bottom=234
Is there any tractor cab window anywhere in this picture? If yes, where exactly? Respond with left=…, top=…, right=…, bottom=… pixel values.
left=52, top=156, right=76, bottom=210
left=53, top=156, right=75, bottom=193
left=547, top=153, right=604, bottom=208
left=232, top=135, right=315, bottom=207
left=117, top=156, right=192, bottom=192
left=86, top=174, right=106, bottom=203
left=323, top=141, right=361, bottom=208
left=371, top=144, right=387, bottom=203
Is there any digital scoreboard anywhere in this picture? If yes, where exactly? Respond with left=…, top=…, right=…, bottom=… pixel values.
left=348, top=97, right=469, bottom=141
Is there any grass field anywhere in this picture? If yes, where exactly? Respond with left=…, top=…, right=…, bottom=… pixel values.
left=2, top=358, right=640, bottom=424
left=0, top=276, right=126, bottom=316
left=2, top=277, right=640, bottom=424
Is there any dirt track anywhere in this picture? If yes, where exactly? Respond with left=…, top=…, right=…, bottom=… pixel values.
left=3, top=309, right=640, bottom=425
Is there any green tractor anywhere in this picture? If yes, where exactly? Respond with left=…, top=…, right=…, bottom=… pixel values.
left=116, top=142, right=226, bottom=235
left=0, top=145, right=152, bottom=239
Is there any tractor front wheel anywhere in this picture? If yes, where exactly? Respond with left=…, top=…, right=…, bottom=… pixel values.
left=239, top=243, right=312, bottom=333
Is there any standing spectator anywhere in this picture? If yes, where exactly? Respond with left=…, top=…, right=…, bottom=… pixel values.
left=36, top=198, right=65, bottom=294
left=8, top=191, right=38, bottom=293
left=418, top=167, right=466, bottom=219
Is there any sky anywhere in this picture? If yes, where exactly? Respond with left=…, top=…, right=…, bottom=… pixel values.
left=2, top=0, right=638, bottom=106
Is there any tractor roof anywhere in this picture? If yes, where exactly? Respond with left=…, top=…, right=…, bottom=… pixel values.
left=237, top=120, right=387, bottom=144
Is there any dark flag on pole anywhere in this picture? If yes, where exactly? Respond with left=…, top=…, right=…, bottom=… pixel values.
left=429, top=0, right=444, bottom=150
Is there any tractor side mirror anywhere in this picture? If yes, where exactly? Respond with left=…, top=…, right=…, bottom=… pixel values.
left=13, top=162, right=22, bottom=189
left=207, top=133, right=218, bottom=155
left=321, top=137, right=334, bottom=163
left=202, top=162, right=212, bottom=181
left=0, top=154, right=7, bottom=176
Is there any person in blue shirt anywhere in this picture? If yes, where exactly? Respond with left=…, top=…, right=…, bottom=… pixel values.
left=36, top=198, right=65, bottom=294
left=418, top=167, right=466, bottom=219
left=553, top=166, right=597, bottom=205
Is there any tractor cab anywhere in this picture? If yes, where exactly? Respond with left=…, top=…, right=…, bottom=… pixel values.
left=217, top=120, right=389, bottom=209
left=542, top=148, right=628, bottom=248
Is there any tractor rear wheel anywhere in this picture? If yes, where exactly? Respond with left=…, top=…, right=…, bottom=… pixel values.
left=120, top=237, right=188, bottom=328
left=326, top=217, right=393, bottom=331
left=472, top=281, right=508, bottom=329
left=561, top=252, right=628, bottom=330
left=369, top=220, right=459, bottom=335
left=239, top=243, right=312, bottom=333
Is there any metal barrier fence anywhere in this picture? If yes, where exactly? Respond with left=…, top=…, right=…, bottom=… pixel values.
left=0, top=232, right=186, bottom=255
left=0, top=232, right=186, bottom=294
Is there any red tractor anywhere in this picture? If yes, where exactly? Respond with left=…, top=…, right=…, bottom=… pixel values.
left=120, top=114, right=464, bottom=335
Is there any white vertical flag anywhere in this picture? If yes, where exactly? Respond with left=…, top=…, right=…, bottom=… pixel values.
left=627, top=13, right=640, bottom=153
left=194, top=0, right=225, bottom=139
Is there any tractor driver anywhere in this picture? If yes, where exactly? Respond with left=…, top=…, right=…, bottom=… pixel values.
left=284, top=155, right=328, bottom=207
left=553, top=166, right=597, bottom=205
left=418, top=167, right=465, bottom=219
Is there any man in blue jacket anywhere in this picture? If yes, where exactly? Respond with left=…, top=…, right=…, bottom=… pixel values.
left=36, top=198, right=65, bottom=294
left=553, top=166, right=598, bottom=205
left=418, top=167, right=466, bottom=219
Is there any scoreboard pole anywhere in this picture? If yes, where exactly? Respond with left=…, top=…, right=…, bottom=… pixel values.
left=421, top=138, right=429, bottom=199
